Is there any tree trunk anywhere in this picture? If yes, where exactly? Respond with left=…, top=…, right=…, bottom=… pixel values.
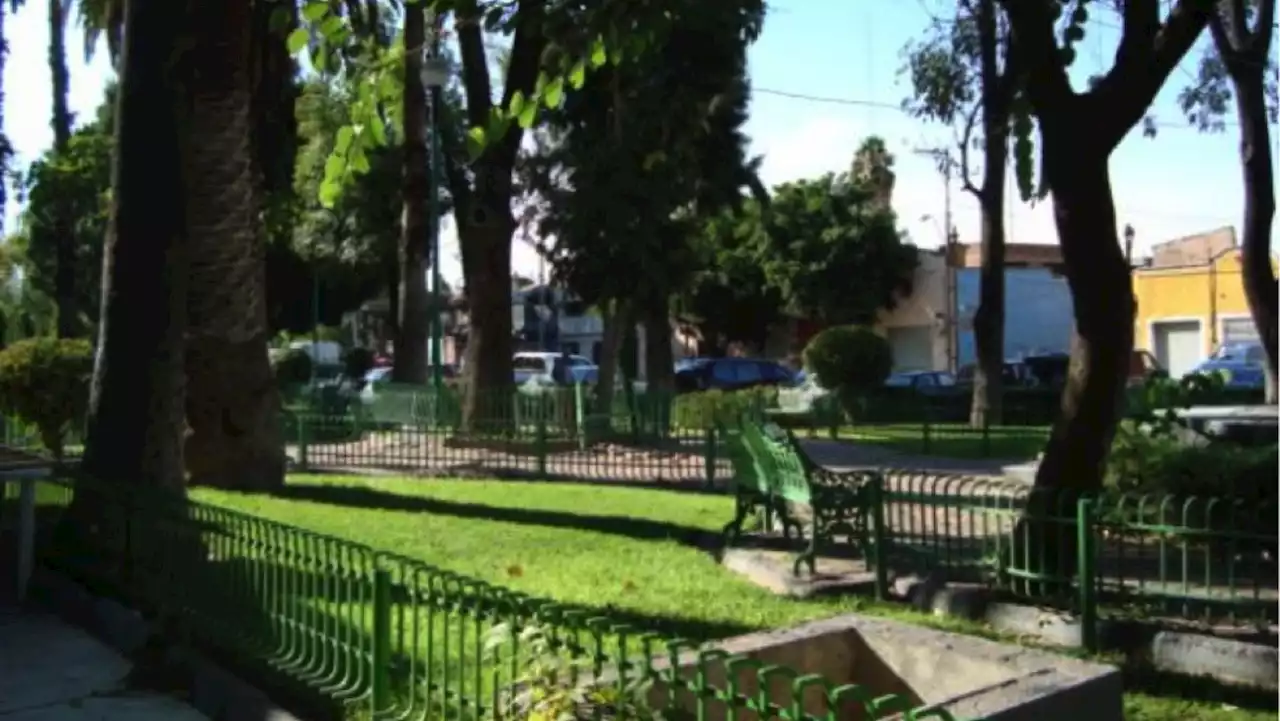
left=49, top=0, right=77, bottom=338
left=458, top=216, right=514, bottom=432
left=642, top=296, right=675, bottom=395
left=968, top=0, right=1009, bottom=428
left=80, top=0, right=190, bottom=491
left=593, top=301, right=631, bottom=418
left=182, top=0, right=284, bottom=491
left=392, top=3, right=429, bottom=385
left=1226, top=53, right=1279, bottom=404
left=1016, top=131, right=1135, bottom=581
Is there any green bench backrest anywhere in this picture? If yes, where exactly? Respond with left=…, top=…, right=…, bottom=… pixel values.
left=720, top=425, right=772, bottom=494
left=756, top=424, right=812, bottom=504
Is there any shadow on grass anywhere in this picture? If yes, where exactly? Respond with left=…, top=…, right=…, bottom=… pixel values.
left=267, top=482, right=722, bottom=548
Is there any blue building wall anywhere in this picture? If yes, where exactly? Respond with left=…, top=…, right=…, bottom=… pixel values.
left=955, top=267, right=1073, bottom=367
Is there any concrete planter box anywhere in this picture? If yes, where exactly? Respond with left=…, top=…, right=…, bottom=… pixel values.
left=625, top=614, right=1122, bottom=721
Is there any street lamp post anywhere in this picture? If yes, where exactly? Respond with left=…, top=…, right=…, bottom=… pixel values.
left=421, top=24, right=450, bottom=398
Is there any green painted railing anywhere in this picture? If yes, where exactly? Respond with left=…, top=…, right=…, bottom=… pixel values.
left=18, top=475, right=956, bottom=721
left=873, top=471, right=1277, bottom=650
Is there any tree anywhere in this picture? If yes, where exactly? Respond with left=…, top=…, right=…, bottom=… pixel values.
left=1178, top=0, right=1278, bottom=402
left=997, top=0, right=1213, bottom=575
left=81, top=0, right=190, bottom=491
left=759, top=165, right=918, bottom=325
left=180, top=0, right=288, bottom=490
left=679, top=203, right=785, bottom=355
left=47, top=0, right=80, bottom=338
left=530, top=2, right=765, bottom=401
left=16, top=124, right=113, bottom=333
left=392, top=2, right=430, bottom=384
left=902, top=0, right=1023, bottom=427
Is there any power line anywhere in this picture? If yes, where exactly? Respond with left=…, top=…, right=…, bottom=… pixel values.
left=750, top=86, right=1266, bottom=132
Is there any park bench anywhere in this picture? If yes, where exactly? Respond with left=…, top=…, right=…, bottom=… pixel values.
left=719, top=421, right=800, bottom=546
left=722, top=419, right=881, bottom=576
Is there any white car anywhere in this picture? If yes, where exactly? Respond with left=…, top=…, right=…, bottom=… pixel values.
left=513, top=352, right=598, bottom=385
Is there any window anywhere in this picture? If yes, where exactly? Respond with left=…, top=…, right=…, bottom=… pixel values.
left=884, top=373, right=912, bottom=388
left=1246, top=345, right=1266, bottom=364
left=562, top=342, right=580, bottom=356
left=916, top=374, right=937, bottom=388
left=513, top=356, right=548, bottom=371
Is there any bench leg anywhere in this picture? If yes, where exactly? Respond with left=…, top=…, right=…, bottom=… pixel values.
left=721, top=495, right=751, bottom=546
left=793, top=514, right=820, bottom=577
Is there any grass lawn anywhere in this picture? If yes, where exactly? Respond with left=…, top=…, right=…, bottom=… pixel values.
left=833, top=423, right=1050, bottom=460
left=188, top=474, right=1273, bottom=721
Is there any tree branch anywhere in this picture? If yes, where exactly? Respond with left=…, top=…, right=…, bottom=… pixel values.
left=1092, top=0, right=1214, bottom=150
left=492, top=0, right=548, bottom=171
left=455, top=3, right=492, bottom=131
left=1250, top=0, right=1275, bottom=56
left=433, top=85, right=472, bottom=216
left=994, top=0, right=1073, bottom=120
left=1226, top=0, right=1249, bottom=46
left=957, top=101, right=983, bottom=198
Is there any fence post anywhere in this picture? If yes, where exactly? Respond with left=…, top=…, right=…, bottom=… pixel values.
left=1076, top=497, right=1099, bottom=653
left=296, top=412, right=310, bottom=471
left=573, top=382, right=587, bottom=450
left=981, top=414, right=991, bottom=458
left=535, top=414, right=548, bottom=477
left=371, top=566, right=392, bottom=713
left=703, top=425, right=717, bottom=489
left=827, top=397, right=839, bottom=440
left=869, top=473, right=889, bottom=600
left=921, top=414, right=932, bottom=454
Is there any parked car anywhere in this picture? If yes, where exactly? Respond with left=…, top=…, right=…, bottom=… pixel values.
left=513, top=352, right=598, bottom=385
left=357, top=364, right=458, bottom=405
left=1191, top=341, right=1266, bottom=390
left=884, top=370, right=956, bottom=395
left=673, top=357, right=797, bottom=394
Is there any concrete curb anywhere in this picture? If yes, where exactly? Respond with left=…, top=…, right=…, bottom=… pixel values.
left=30, top=567, right=312, bottom=721
left=892, top=574, right=1279, bottom=692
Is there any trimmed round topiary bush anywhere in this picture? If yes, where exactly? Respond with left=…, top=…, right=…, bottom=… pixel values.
left=0, top=337, right=94, bottom=460
left=802, top=326, right=892, bottom=420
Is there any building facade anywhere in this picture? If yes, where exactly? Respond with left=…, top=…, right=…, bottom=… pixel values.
left=1132, top=227, right=1257, bottom=378
left=875, top=243, right=1073, bottom=372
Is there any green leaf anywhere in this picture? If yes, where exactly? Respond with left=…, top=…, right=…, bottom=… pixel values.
left=268, top=7, right=293, bottom=34
left=301, top=2, right=329, bottom=22
left=507, top=90, right=527, bottom=118
left=349, top=145, right=371, bottom=174
left=465, top=127, right=487, bottom=161
left=324, top=154, right=346, bottom=183
left=369, top=117, right=388, bottom=146
left=319, top=16, right=344, bottom=38
left=568, top=60, right=586, bottom=90
left=318, top=178, right=342, bottom=209
left=542, top=77, right=564, bottom=109
left=589, top=37, right=608, bottom=68
left=516, top=100, right=538, bottom=129
left=334, top=126, right=355, bottom=154
left=286, top=28, right=310, bottom=55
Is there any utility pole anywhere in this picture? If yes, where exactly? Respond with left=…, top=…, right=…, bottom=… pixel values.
left=914, top=147, right=959, bottom=373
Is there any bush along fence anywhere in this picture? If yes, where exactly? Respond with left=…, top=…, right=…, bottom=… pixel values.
left=873, top=472, right=1277, bottom=648
left=13, top=476, right=956, bottom=721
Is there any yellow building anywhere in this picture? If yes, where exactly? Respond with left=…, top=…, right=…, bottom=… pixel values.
left=1133, top=227, right=1258, bottom=377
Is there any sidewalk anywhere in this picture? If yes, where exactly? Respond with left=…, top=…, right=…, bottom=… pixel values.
left=797, top=437, right=1021, bottom=477
left=0, top=606, right=208, bottom=721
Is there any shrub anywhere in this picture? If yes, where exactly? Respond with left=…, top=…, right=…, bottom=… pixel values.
left=672, top=388, right=772, bottom=430
left=0, top=337, right=94, bottom=459
left=272, top=348, right=313, bottom=387
left=803, top=326, right=892, bottom=420
left=802, top=326, right=892, bottom=393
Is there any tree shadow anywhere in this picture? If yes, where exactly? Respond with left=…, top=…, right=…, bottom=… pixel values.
left=266, top=482, right=723, bottom=549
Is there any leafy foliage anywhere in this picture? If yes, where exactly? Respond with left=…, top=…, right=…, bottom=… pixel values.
left=271, top=348, right=314, bottom=386
left=802, top=326, right=893, bottom=396
left=0, top=336, right=93, bottom=458
left=14, top=124, right=113, bottom=333
left=759, top=169, right=917, bottom=324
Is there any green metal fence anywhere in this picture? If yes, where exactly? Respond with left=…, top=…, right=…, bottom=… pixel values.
left=11, top=475, right=955, bottom=721
left=873, top=471, right=1277, bottom=649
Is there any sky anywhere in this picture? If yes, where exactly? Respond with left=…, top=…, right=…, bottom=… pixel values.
left=3, top=0, right=1276, bottom=286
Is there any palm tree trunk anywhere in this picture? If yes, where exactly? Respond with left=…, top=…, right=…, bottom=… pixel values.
left=49, top=0, right=78, bottom=338
left=393, top=2, right=429, bottom=384
left=81, top=0, right=190, bottom=490
left=181, top=0, right=283, bottom=490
